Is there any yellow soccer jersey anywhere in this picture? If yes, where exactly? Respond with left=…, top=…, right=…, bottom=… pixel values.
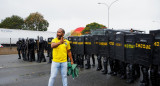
left=51, top=38, right=71, bottom=62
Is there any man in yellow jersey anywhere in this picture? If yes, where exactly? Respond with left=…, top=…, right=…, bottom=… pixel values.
left=48, top=28, right=74, bottom=86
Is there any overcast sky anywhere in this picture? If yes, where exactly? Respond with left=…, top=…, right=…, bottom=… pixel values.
left=0, top=0, right=160, bottom=33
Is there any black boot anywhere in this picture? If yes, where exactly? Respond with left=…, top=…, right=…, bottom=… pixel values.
left=96, top=55, right=102, bottom=71
left=18, top=56, right=21, bottom=59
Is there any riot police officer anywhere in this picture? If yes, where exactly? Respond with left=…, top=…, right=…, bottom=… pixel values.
left=21, top=38, right=27, bottom=61
left=16, top=38, right=22, bottom=59
left=47, top=37, right=54, bottom=63
left=84, top=35, right=92, bottom=69
left=150, top=30, right=160, bottom=86
left=28, top=38, right=35, bottom=62
left=26, top=38, right=29, bottom=61
left=37, top=36, right=46, bottom=63
left=135, top=34, right=153, bottom=86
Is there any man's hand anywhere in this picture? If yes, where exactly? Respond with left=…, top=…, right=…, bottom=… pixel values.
left=59, top=37, right=64, bottom=44
left=71, top=61, right=74, bottom=65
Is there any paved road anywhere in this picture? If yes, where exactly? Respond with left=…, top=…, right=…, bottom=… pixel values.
left=0, top=54, right=140, bottom=86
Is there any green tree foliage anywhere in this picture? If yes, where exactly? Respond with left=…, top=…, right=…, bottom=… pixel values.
left=23, top=12, right=49, bottom=31
left=81, top=22, right=106, bottom=35
left=0, top=15, right=24, bottom=29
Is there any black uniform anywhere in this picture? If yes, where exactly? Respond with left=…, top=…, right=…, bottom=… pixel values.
left=28, top=38, right=35, bottom=62
left=26, top=38, right=29, bottom=61
left=125, top=33, right=141, bottom=84
left=16, top=38, right=22, bottom=59
left=134, top=34, right=153, bottom=86
left=84, top=35, right=93, bottom=69
left=37, top=37, right=46, bottom=63
left=47, top=37, right=54, bottom=63
left=21, top=38, right=27, bottom=61
left=150, top=30, right=160, bottom=86
left=77, top=36, right=85, bottom=68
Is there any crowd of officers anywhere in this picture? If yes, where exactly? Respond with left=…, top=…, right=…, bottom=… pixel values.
left=16, top=36, right=54, bottom=63
left=68, top=29, right=160, bottom=86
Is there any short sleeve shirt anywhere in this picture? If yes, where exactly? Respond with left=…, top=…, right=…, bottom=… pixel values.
left=51, top=38, right=71, bottom=62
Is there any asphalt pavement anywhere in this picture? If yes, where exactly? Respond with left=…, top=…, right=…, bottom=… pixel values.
left=0, top=54, right=141, bottom=86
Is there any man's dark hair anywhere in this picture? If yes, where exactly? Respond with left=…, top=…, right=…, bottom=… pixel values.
left=59, top=28, right=65, bottom=34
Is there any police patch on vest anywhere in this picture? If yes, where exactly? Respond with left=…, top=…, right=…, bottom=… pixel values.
left=65, top=42, right=67, bottom=45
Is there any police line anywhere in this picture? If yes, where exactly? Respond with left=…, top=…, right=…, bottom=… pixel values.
left=67, top=29, right=160, bottom=85
left=68, top=29, right=160, bottom=66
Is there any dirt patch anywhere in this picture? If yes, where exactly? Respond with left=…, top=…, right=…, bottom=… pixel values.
left=0, top=47, right=47, bottom=55
left=0, top=47, right=18, bottom=55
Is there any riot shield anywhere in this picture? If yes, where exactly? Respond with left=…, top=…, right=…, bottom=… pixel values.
left=84, top=35, right=93, bottom=55
left=108, top=30, right=117, bottom=59
left=72, top=36, right=78, bottom=54
left=68, top=37, right=73, bottom=53
left=77, top=36, right=84, bottom=55
left=124, top=34, right=136, bottom=64
left=98, top=35, right=109, bottom=57
left=150, top=30, right=160, bottom=65
left=48, top=37, right=54, bottom=50
left=115, top=32, right=125, bottom=62
left=92, top=35, right=99, bottom=55
left=134, top=34, right=154, bottom=66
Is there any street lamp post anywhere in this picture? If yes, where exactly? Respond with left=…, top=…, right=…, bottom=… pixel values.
left=98, top=0, right=118, bottom=28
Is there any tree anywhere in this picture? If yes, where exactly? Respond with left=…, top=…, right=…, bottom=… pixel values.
left=0, top=15, right=24, bottom=29
left=23, top=12, right=49, bottom=31
left=81, top=22, right=106, bottom=35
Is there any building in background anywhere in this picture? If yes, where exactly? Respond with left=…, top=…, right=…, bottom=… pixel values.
left=0, top=28, right=56, bottom=46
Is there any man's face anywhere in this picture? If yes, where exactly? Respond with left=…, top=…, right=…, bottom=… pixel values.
left=57, top=29, right=64, bottom=39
